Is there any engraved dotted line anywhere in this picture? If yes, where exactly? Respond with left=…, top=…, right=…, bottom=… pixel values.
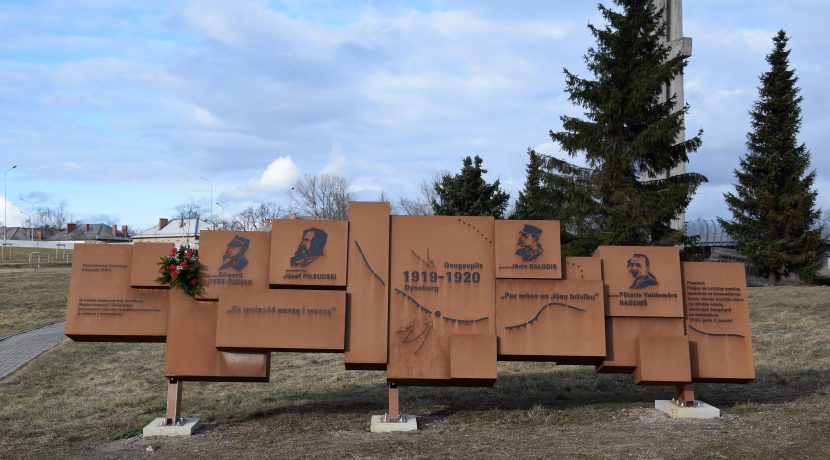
left=456, top=218, right=492, bottom=244
left=393, top=288, right=489, bottom=324
left=566, top=261, right=585, bottom=279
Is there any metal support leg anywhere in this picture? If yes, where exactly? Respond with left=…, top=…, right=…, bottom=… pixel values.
left=675, top=384, right=697, bottom=407
left=388, top=382, right=399, bottom=418
left=166, top=378, right=182, bottom=425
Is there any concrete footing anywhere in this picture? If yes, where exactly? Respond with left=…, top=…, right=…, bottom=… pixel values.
left=142, top=417, right=201, bottom=437
left=370, top=415, right=417, bottom=432
left=655, top=400, right=720, bottom=419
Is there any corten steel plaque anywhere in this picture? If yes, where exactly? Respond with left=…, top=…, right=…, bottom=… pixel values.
left=164, top=289, right=270, bottom=382
left=387, top=216, right=496, bottom=385
left=594, top=246, right=683, bottom=317
left=563, top=256, right=602, bottom=281
left=65, top=244, right=169, bottom=342
left=197, top=231, right=271, bottom=300
left=345, top=202, right=390, bottom=370
left=449, top=334, right=497, bottom=383
left=683, top=262, right=755, bottom=382
left=216, top=289, right=346, bottom=352
left=598, top=316, right=686, bottom=373
left=634, top=335, right=692, bottom=385
left=495, top=220, right=562, bottom=279
left=130, top=243, right=172, bottom=288
left=269, top=219, right=348, bottom=288
left=496, top=279, right=605, bottom=363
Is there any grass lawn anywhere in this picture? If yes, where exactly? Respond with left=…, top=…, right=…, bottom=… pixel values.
left=0, top=268, right=69, bottom=337
left=0, top=282, right=827, bottom=458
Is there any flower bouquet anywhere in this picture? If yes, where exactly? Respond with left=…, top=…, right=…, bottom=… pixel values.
left=157, top=245, right=203, bottom=297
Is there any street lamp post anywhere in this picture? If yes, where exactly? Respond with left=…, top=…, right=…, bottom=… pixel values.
left=200, top=177, right=213, bottom=230
left=3, top=165, right=18, bottom=261
left=20, top=197, right=38, bottom=249
left=19, top=210, right=31, bottom=242
left=216, top=202, right=229, bottom=229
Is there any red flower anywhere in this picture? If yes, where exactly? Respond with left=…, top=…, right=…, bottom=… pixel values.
left=170, top=248, right=177, bottom=255
left=168, top=264, right=176, bottom=271
left=171, top=272, right=179, bottom=280
left=186, top=249, right=194, bottom=258
left=190, top=278, right=198, bottom=286
left=180, top=261, right=188, bottom=268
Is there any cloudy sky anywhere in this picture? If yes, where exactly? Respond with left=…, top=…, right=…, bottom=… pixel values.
left=0, top=0, right=827, bottom=231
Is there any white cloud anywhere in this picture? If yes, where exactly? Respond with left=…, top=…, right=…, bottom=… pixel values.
left=223, top=155, right=301, bottom=201
left=191, top=105, right=225, bottom=129
left=0, top=196, right=25, bottom=227
left=253, top=155, right=301, bottom=191
left=322, top=144, right=348, bottom=175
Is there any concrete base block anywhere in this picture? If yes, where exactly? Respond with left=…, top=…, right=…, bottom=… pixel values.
left=142, top=417, right=201, bottom=437
left=370, top=415, right=417, bottom=433
left=655, top=400, right=720, bottom=419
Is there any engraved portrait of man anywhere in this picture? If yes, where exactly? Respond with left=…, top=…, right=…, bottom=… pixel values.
left=627, top=253, right=658, bottom=289
left=220, top=235, right=251, bottom=271
left=290, top=227, right=328, bottom=267
left=515, top=224, right=544, bottom=262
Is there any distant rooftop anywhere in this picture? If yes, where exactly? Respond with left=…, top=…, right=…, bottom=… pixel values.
left=133, top=217, right=212, bottom=239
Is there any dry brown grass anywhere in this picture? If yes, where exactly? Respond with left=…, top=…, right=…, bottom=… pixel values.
left=0, top=285, right=827, bottom=459
left=0, top=268, right=69, bottom=337
left=0, top=247, right=73, bottom=269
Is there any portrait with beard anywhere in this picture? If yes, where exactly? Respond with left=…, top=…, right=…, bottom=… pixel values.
left=290, top=227, right=328, bottom=267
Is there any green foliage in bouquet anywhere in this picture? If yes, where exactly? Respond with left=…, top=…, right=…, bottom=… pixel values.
left=157, top=245, right=203, bottom=297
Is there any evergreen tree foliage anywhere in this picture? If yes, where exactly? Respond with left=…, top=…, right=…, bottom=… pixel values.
left=432, top=155, right=510, bottom=218
left=512, top=149, right=549, bottom=220
left=720, top=30, right=821, bottom=285
left=521, top=0, right=705, bottom=255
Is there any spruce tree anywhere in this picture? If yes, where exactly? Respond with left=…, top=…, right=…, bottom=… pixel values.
left=720, top=30, right=821, bottom=285
left=432, top=155, right=510, bottom=218
left=529, top=0, right=705, bottom=253
left=512, top=149, right=548, bottom=220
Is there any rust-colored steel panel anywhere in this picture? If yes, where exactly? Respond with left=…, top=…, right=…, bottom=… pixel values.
left=598, top=316, right=685, bottom=373
left=563, top=256, right=602, bottom=281
left=65, top=244, right=169, bottom=342
left=216, top=289, right=346, bottom=352
left=449, top=334, right=497, bottom=384
left=387, top=216, right=496, bottom=385
left=496, top=279, right=605, bottom=363
left=269, top=219, right=348, bottom=288
left=197, top=231, right=271, bottom=300
left=495, top=220, right=562, bottom=279
left=345, top=202, right=390, bottom=370
left=164, top=289, right=269, bottom=382
left=634, top=335, right=692, bottom=385
left=683, top=262, right=755, bottom=382
left=130, top=243, right=172, bottom=288
left=594, top=246, right=684, bottom=317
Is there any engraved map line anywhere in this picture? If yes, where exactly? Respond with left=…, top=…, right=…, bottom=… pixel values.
left=410, top=249, right=435, bottom=268
left=353, top=240, right=386, bottom=286
left=456, top=217, right=492, bottom=244
left=505, top=302, right=586, bottom=331
left=688, top=325, right=745, bottom=339
left=397, top=320, right=433, bottom=354
left=393, top=288, right=489, bottom=324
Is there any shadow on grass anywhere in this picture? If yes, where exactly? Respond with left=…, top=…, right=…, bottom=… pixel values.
left=230, top=365, right=829, bottom=423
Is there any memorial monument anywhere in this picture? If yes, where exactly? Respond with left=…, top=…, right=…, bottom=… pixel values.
left=65, top=202, right=754, bottom=434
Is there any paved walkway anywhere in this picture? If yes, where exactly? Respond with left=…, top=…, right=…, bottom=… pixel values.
left=0, top=321, right=67, bottom=380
